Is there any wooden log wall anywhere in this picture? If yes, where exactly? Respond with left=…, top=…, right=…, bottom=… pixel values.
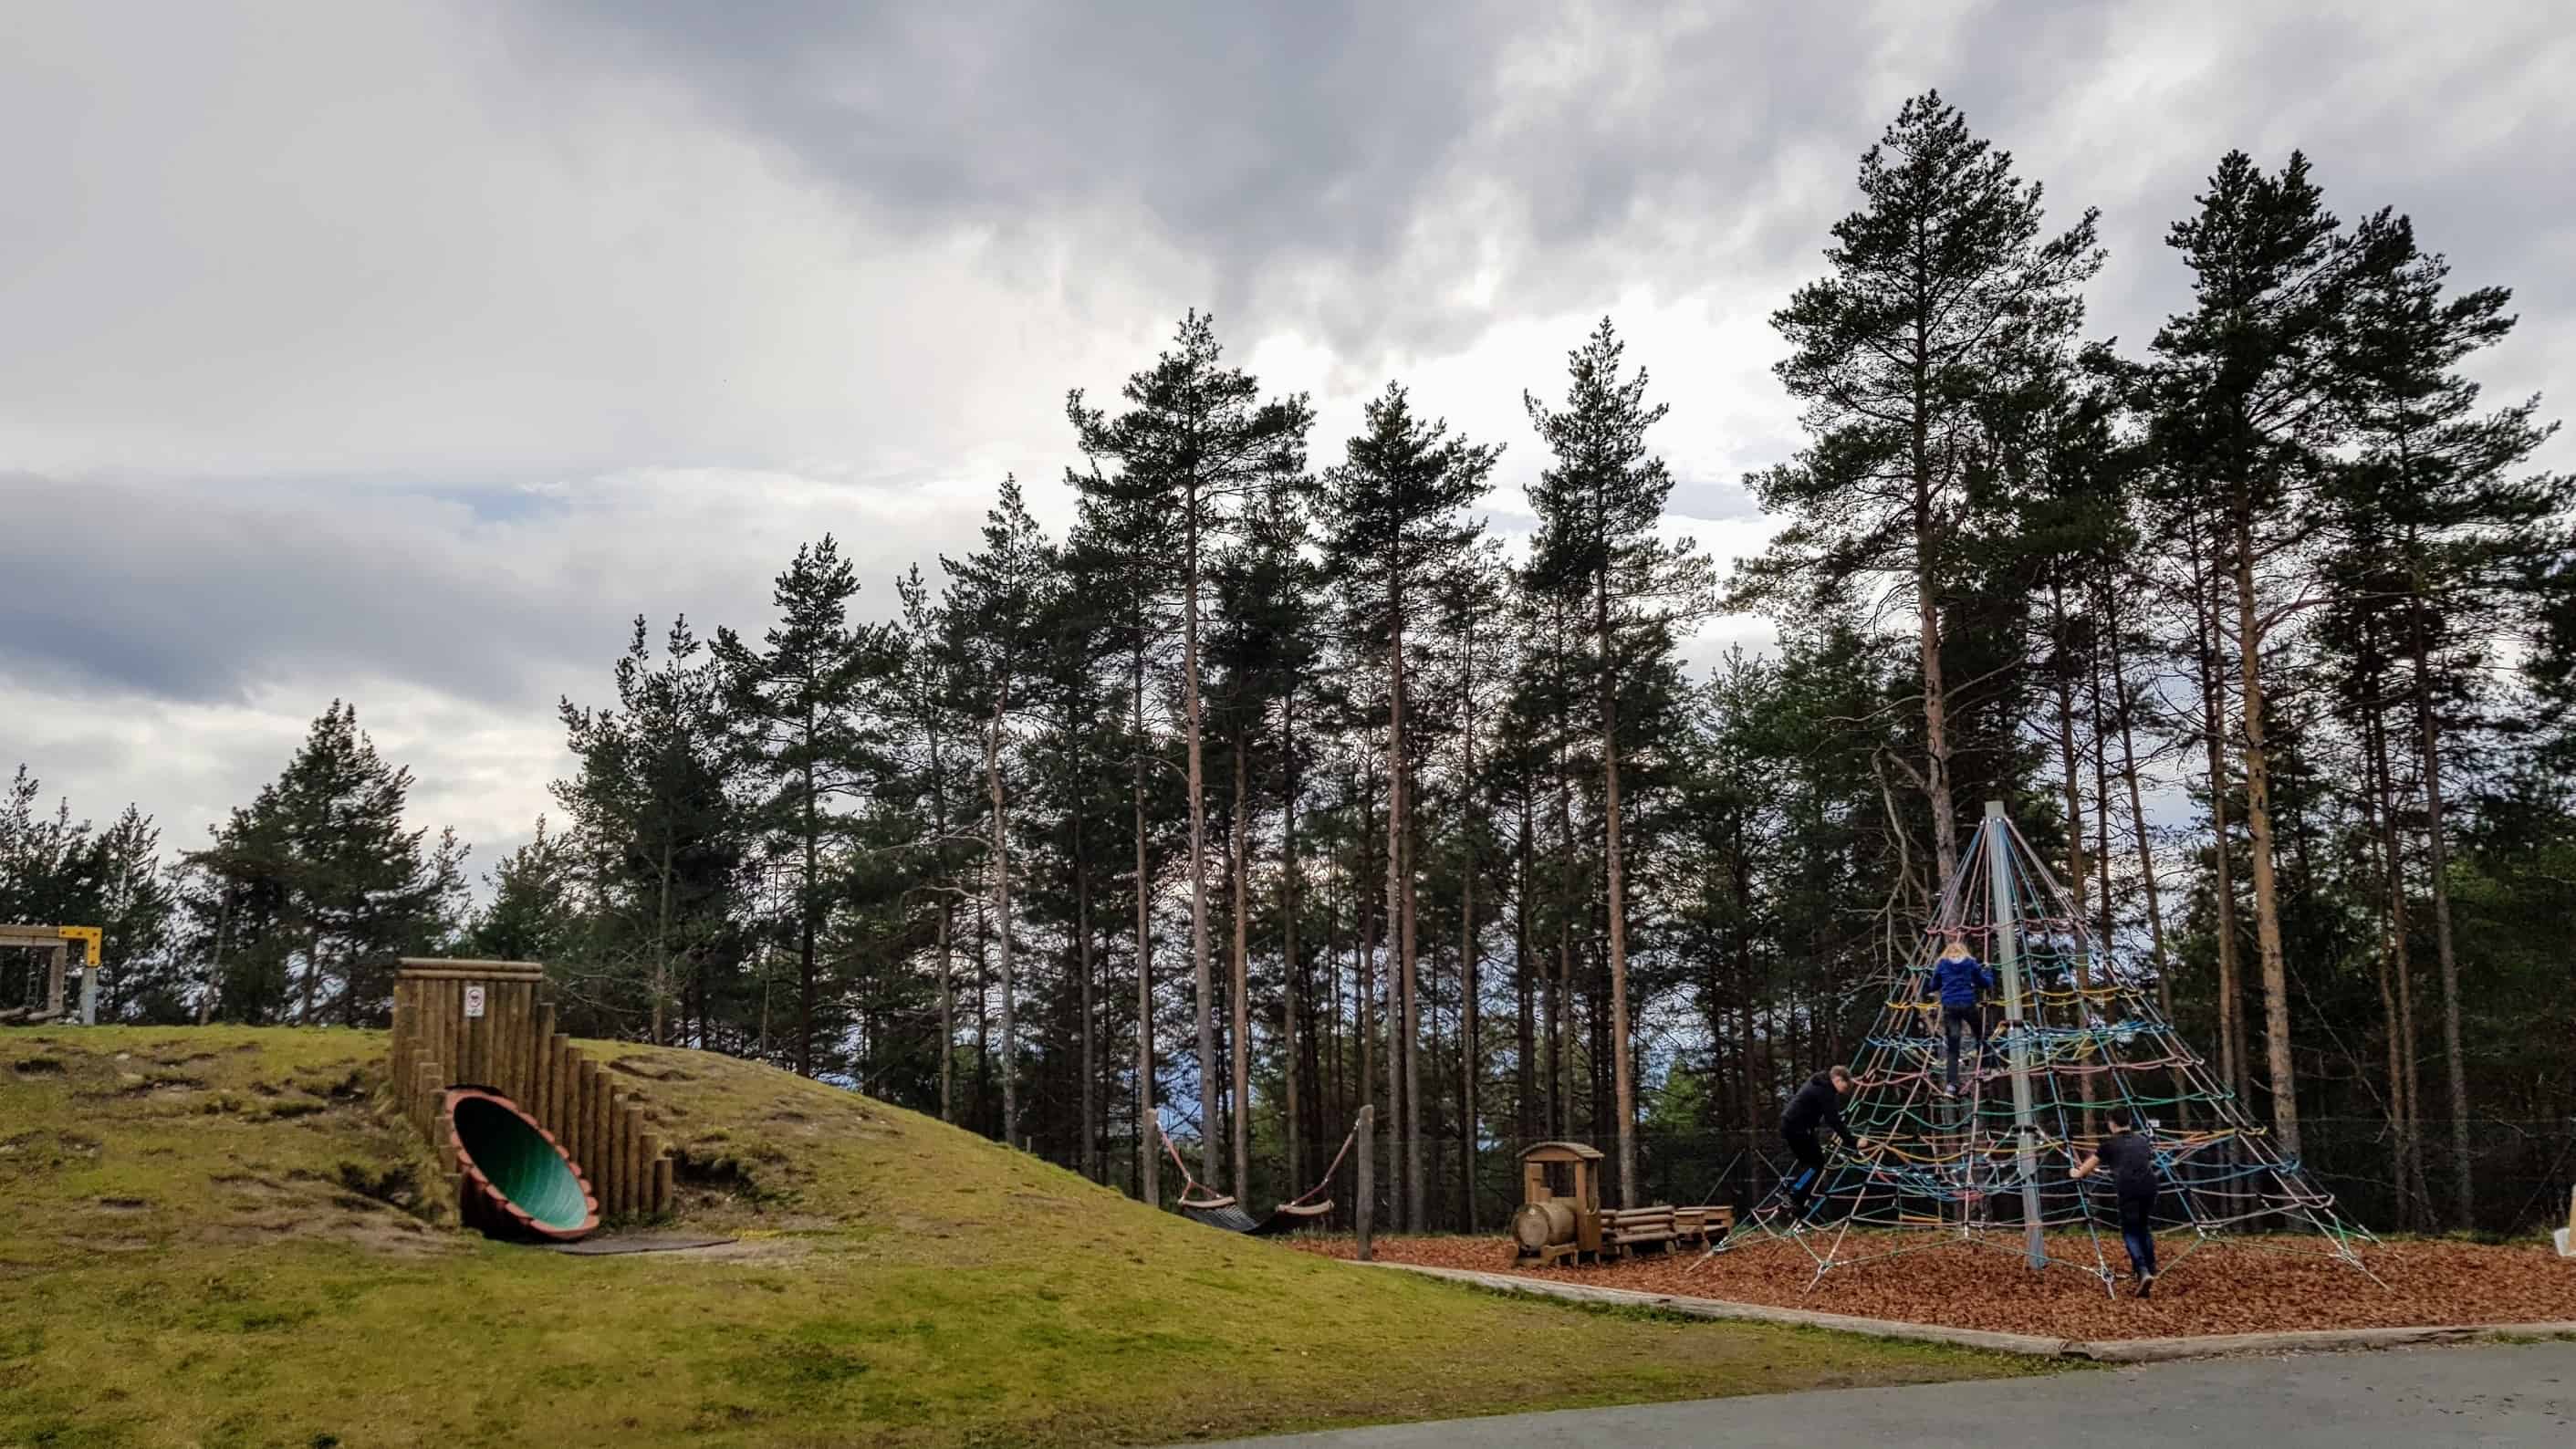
left=388, top=957, right=671, bottom=1219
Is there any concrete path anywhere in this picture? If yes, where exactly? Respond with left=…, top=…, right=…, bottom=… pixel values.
left=1187, top=1340, right=2576, bottom=1447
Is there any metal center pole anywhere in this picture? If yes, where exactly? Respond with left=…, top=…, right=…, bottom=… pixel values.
left=1985, top=801, right=2045, bottom=1269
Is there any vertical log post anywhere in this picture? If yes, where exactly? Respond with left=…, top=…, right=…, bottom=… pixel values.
left=1355, top=1104, right=1376, bottom=1263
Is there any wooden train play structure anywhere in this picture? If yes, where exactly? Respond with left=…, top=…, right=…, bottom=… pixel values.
left=387, top=957, right=675, bottom=1242
left=1507, top=1141, right=1733, bottom=1267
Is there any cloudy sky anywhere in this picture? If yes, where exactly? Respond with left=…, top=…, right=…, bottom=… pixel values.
left=5, top=0, right=2569, bottom=885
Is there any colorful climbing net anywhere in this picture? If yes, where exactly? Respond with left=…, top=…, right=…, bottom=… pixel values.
left=1709, top=807, right=2379, bottom=1296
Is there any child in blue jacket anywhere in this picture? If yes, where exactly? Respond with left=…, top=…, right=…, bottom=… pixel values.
left=1931, top=930, right=1996, bottom=1096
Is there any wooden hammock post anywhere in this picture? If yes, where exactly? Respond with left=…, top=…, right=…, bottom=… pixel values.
left=1354, top=1105, right=1374, bottom=1262
left=1987, top=801, right=2046, bottom=1270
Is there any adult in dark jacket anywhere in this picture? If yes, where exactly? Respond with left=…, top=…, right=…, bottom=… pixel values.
left=2070, top=1106, right=2161, bottom=1297
left=1930, top=930, right=1997, bottom=1096
left=1778, top=1066, right=1872, bottom=1218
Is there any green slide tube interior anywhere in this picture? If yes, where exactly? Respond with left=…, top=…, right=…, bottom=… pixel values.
left=452, top=1094, right=591, bottom=1231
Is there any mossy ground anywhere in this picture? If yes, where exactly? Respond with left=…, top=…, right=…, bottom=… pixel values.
left=3, top=1027, right=2042, bottom=1447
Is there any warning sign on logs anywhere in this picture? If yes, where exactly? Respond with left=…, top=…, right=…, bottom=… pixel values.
left=464, top=985, right=485, bottom=1018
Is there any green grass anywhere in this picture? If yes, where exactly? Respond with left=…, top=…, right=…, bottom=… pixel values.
left=3, top=1027, right=2045, bottom=1446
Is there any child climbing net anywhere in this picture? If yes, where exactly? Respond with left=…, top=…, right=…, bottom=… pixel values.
left=1709, top=804, right=2379, bottom=1298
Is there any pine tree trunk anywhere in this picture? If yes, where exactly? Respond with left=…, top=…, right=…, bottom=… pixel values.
left=1076, top=740, right=1098, bottom=1181
left=1132, top=649, right=1158, bottom=1206
left=2194, top=554, right=2250, bottom=1108
left=1403, top=787, right=1424, bottom=1233
left=652, top=833, right=674, bottom=1048
left=2232, top=510, right=2301, bottom=1159
left=1230, top=735, right=1253, bottom=1204
left=974, top=881, right=990, bottom=1131
left=1383, top=622, right=1413, bottom=1231
left=1184, top=497, right=1218, bottom=1188
left=936, top=897, right=955, bottom=1123
left=1281, top=694, right=1304, bottom=1192
left=930, top=698, right=956, bottom=1121
left=1459, top=831, right=1478, bottom=1235
left=801, top=745, right=819, bottom=1077
left=1457, top=591, right=1479, bottom=1230
left=2410, top=604, right=2474, bottom=1227
left=1596, top=573, right=1637, bottom=1207
left=1504, top=797, right=1525, bottom=1152
left=1553, top=722, right=1577, bottom=1141
left=1356, top=765, right=1378, bottom=1208
left=2362, top=697, right=2414, bottom=1225
left=2049, top=581, right=2097, bottom=1112
left=1913, top=326, right=1959, bottom=894
left=2090, top=662, right=2116, bottom=957
left=988, top=688, right=1017, bottom=1149
left=2107, top=583, right=2177, bottom=1048
left=300, top=924, right=325, bottom=1027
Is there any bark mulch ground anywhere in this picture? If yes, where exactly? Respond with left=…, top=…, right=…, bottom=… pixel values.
left=1291, top=1232, right=2576, bottom=1342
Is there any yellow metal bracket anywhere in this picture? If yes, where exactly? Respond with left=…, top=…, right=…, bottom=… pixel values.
left=57, top=925, right=100, bottom=965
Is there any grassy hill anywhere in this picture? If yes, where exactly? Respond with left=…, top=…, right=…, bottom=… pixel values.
left=3, top=1027, right=2033, bottom=1446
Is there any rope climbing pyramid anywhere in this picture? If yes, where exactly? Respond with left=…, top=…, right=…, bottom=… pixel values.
left=1713, top=800, right=2378, bottom=1295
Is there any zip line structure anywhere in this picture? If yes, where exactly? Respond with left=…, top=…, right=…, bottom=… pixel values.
left=1705, top=800, right=2379, bottom=1296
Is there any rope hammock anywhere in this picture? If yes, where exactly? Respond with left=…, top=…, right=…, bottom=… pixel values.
left=1154, top=1113, right=1358, bottom=1236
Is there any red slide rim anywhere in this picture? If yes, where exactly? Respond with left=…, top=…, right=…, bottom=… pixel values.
left=442, top=1087, right=602, bottom=1242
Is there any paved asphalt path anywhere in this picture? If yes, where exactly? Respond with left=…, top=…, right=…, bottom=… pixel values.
left=1184, top=1340, right=2575, bottom=1447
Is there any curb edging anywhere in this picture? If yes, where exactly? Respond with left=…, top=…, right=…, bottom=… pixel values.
left=1354, top=1260, right=2576, bottom=1365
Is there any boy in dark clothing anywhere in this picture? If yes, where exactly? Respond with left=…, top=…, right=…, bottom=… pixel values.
left=1778, top=1066, right=1872, bottom=1219
left=2070, top=1106, right=2161, bottom=1296
left=1930, top=930, right=1997, bottom=1097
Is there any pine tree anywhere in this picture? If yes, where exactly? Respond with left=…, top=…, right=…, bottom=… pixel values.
left=556, top=619, right=745, bottom=1047
left=1070, top=311, right=1312, bottom=1190
left=714, top=537, right=895, bottom=1076
left=90, top=804, right=178, bottom=1021
left=1323, top=380, right=1498, bottom=1229
left=2326, top=209, right=2570, bottom=1219
left=1740, top=90, right=2101, bottom=896
left=2149, top=151, right=2352, bottom=1157
left=940, top=476, right=1058, bottom=1147
left=892, top=563, right=976, bottom=1119
left=179, top=703, right=459, bottom=1026
left=1064, top=453, right=1178, bottom=1203
left=1523, top=318, right=1712, bottom=1204
left=465, top=818, right=586, bottom=965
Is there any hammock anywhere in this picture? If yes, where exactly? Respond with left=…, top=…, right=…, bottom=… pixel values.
left=1155, top=1115, right=1356, bottom=1236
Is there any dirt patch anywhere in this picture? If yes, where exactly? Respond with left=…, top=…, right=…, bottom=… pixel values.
left=0, top=1130, right=102, bottom=1172
left=1298, top=1234, right=2576, bottom=1341
left=335, top=1160, right=433, bottom=1219
left=64, top=1235, right=155, bottom=1254
left=113, top=1072, right=204, bottom=1095
left=652, top=1236, right=813, bottom=1266
left=207, top=1211, right=459, bottom=1259
left=610, top=1056, right=697, bottom=1082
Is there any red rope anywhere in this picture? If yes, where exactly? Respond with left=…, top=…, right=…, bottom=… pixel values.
left=1282, top=1124, right=1360, bottom=1208
left=1155, top=1118, right=1234, bottom=1209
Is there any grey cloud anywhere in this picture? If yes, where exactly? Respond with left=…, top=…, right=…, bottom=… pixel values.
left=1, top=474, right=586, bottom=707
left=507, top=1, right=1912, bottom=364
left=510, top=0, right=2571, bottom=400
left=0, top=471, right=975, bottom=711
